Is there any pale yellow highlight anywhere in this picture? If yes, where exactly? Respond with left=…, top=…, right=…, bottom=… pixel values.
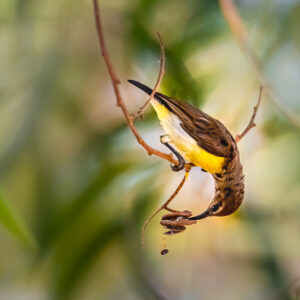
left=151, top=100, right=225, bottom=174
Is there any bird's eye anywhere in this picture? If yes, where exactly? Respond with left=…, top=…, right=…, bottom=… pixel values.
left=212, top=204, right=219, bottom=212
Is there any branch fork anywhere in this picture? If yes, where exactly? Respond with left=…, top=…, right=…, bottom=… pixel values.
left=93, top=0, right=263, bottom=251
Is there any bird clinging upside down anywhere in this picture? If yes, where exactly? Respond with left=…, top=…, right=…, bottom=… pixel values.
left=128, top=80, right=247, bottom=221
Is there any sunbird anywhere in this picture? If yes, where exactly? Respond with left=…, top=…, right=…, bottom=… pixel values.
left=128, top=80, right=245, bottom=221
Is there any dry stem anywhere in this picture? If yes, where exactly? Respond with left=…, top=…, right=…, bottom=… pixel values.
left=219, top=0, right=300, bottom=128
left=92, top=0, right=177, bottom=165
left=141, top=170, right=190, bottom=248
left=236, top=86, right=263, bottom=142
left=133, top=33, right=165, bottom=119
left=93, top=0, right=194, bottom=250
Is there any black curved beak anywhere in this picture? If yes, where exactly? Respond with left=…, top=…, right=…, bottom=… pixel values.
left=188, top=208, right=210, bottom=220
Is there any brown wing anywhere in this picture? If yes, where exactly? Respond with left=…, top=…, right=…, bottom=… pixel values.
left=155, top=92, right=236, bottom=158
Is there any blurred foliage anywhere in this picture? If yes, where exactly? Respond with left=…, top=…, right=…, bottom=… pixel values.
left=0, top=0, right=300, bottom=299
left=0, top=191, right=37, bottom=250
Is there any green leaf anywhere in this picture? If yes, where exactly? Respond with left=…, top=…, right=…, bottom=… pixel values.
left=52, top=220, right=123, bottom=299
left=0, top=191, right=37, bottom=251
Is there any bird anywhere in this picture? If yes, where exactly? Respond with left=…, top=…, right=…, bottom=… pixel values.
left=128, top=79, right=245, bottom=220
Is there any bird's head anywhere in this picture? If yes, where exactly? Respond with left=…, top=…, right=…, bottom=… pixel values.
left=188, top=187, right=244, bottom=220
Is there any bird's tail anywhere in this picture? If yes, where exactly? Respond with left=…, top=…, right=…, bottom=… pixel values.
left=128, top=80, right=153, bottom=96
left=128, top=79, right=176, bottom=113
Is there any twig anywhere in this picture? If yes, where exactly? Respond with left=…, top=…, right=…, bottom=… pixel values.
left=93, top=0, right=194, bottom=250
left=133, top=33, right=165, bottom=119
left=219, top=0, right=300, bottom=128
left=141, top=168, right=191, bottom=248
left=235, top=86, right=263, bottom=142
left=92, top=0, right=177, bottom=165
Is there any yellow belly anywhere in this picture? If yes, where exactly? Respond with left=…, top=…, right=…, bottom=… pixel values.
left=151, top=101, right=225, bottom=174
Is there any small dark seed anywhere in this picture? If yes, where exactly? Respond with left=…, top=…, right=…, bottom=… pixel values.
left=161, top=249, right=169, bottom=255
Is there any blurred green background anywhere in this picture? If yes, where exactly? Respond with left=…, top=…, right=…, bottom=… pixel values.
left=1, top=0, right=300, bottom=299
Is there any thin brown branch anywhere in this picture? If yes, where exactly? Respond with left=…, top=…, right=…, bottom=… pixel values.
left=235, top=86, right=263, bottom=143
left=219, top=0, right=300, bottom=128
left=92, top=0, right=177, bottom=164
left=133, top=33, right=165, bottom=119
left=141, top=170, right=190, bottom=248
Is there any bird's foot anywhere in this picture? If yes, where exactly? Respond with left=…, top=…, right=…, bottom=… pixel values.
left=160, top=135, right=186, bottom=172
